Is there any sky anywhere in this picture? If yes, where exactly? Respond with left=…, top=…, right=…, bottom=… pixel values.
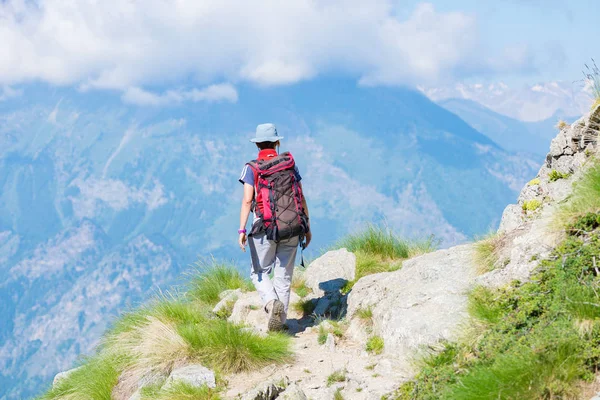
left=0, top=0, right=598, bottom=106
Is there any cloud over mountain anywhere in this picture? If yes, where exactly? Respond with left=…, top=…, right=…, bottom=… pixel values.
left=0, top=0, right=532, bottom=94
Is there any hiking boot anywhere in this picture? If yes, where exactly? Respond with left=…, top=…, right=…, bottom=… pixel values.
left=267, top=299, right=285, bottom=332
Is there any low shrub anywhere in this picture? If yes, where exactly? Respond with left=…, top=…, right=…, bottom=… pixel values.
left=522, top=199, right=542, bottom=212
left=327, top=369, right=348, bottom=386
left=366, top=336, right=384, bottom=355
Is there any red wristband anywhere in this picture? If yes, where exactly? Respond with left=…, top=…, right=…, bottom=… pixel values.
left=238, top=229, right=247, bottom=234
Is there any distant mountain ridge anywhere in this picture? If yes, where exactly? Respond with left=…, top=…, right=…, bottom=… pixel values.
left=439, top=98, right=578, bottom=158
left=0, top=81, right=538, bottom=399
left=421, top=81, right=591, bottom=122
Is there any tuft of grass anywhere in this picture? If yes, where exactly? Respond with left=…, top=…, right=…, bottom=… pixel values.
left=187, top=261, right=253, bottom=306
left=558, top=160, right=600, bottom=225
left=333, top=388, right=345, bottom=400
left=356, top=307, right=373, bottom=322
left=177, top=320, right=292, bottom=373
left=338, top=225, right=436, bottom=260
left=327, top=369, right=348, bottom=386
left=140, top=381, right=221, bottom=400
left=473, top=233, right=504, bottom=274
left=522, top=198, right=542, bottom=212
left=292, top=298, right=316, bottom=317
left=366, top=336, right=384, bottom=355
left=528, top=177, right=540, bottom=186
left=291, top=273, right=311, bottom=298
left=556, top=120, right=569, bottom=130
left=391, top=213, right=600, bottom=399
left=583, top=59, right=600, bottom=109
left=318, top=324, right=328, bottom=345
left=549, top=169, right=571, bottom=182
left=39, top=352, right=126, bottom=400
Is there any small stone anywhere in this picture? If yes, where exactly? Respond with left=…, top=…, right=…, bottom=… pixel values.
left=53, top=367, right=82, bottom=387
left=213, top=289, right=241, bottom=315
left=163, top=364, right=216, bottom=390
left=324, top=333, right=336, bottom=351
left=278, top=383, right=308, bottom=400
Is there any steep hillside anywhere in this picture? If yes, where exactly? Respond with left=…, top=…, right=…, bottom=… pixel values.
left=41, top=105, right=599, bottom=399
left=0, top=82, right=538, bottom=399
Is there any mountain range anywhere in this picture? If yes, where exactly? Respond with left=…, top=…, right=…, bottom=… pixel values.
left=0, top=80, right=543, bottom=399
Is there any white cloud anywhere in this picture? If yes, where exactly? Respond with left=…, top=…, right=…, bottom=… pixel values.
left=0, top=0, right=509, bottom=90
left=121, top=84, right=238, bottom=106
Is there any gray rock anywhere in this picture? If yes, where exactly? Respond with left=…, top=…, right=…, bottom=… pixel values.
left=163, top=364, right=216, bottom=390
left=498, top=204, right=523, bottom=234
left=278, top=383, right=308, bottom=400
left=128, top=389, right=141, bottom=400
left=347, top=244, right=476, bottom=373
left=241, top=376, right=290, bottom=400
left=53, top=367, right=82, bottom=387
left=212, top=288, right=242, bottom=315
left=304, top=249, right=356, bottom=295
left=324, top=333, right=336, bottom=351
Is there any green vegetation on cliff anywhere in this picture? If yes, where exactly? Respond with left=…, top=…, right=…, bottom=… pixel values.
left=392, top=159, right=600, bottom=400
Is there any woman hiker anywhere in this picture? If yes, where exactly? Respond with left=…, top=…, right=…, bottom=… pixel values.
left=238, top=123, right=312, bottom=332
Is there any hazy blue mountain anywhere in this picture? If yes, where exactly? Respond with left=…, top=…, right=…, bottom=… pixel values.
left=439, top=98, right=578, bottom=159
left=0, top=80, right=539, bottom=399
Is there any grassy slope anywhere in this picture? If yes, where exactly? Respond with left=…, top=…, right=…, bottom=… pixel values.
left=391, top=159, right=600, bottom=400
left=38, top=263, right=291, bottom=400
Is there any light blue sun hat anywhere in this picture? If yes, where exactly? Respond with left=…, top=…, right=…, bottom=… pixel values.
left=250, top=123, right=284, bottom=143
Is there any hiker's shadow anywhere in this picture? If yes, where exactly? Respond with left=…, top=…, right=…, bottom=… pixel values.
left=285, top=278, right=350, bottom=336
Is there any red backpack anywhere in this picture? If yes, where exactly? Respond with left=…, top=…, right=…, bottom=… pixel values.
left=246, top=152, right=309, bottom=242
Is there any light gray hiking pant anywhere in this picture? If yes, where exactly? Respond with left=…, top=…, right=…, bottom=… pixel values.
left=249, top=232, right=299, bottom=321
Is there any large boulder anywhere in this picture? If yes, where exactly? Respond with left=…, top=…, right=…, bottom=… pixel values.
left=347, top=244, right=476, bottom=372
left=304, top=249, right=356, bottom=296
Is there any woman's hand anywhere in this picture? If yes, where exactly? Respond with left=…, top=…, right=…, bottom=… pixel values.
left=239, top=232, right=247, bottom=252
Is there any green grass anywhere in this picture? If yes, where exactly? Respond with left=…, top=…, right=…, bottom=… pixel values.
left=187, top=261, right=253, bottom=306
left=39, top=352, right=126, bottom=400
left=338, top=225, right=436, bottom=260
left=558, top=160, right=600, bottom=225
left=366, top=336, right=384, bottom=355
left=177, top=320, right=292, bottom=373
left=327, top=369, right=348, bottom=386
left=140, top=382, right=221, bottom=399
left=549, top=169, right=570, bottom=182
left=527, top=177, right=540, bottom=186
left=522, top=198, right=542, bottom=212
left=292, top=298, right=316, bottom=317
left=40, top=259, right=290, bottom=400
left=583, top=59, right=600, bottom=110
left=318, top=324, right=328, bottom=345
left=333, top=388, right=345, bottom=400
left=390, top=213, right=600, bottom=400
left=473, top=233, right=504, bottom=274
left=336, top=225, right=437, bottom=292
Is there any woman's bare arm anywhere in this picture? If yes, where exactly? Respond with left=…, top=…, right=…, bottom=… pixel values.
left=238, top=183, right=254, bottom=251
